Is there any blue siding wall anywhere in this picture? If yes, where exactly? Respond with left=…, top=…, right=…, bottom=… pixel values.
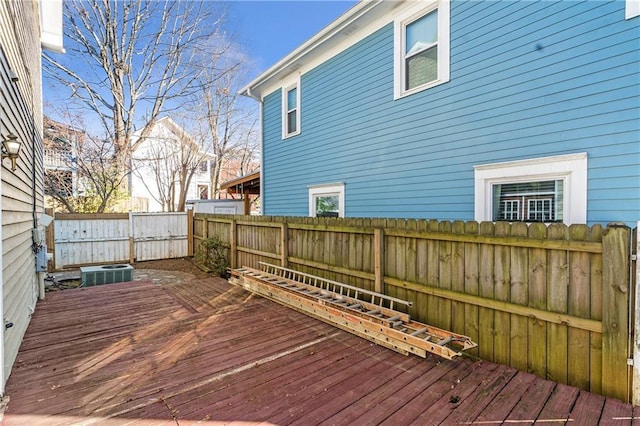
left=262, top=1, right=639, bottom=225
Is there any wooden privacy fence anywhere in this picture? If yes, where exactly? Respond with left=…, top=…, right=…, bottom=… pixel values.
left=49, top=212, right=191, bottom=269
left=193, top=214, right=637, bottom=402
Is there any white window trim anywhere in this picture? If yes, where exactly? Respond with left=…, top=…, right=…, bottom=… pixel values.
left=627, top=0, right=640, bottom=19
left=282, top=78, right=301, bottom=139
left=474, top=153, right=587, bottom=225
left=393, top=0, right=450, bottom=100
left=308, top=182, right=345, bottom=218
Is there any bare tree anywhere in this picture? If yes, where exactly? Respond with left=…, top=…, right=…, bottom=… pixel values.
left=194, top=55, right=259, bottom=199
left=74, top=137, right=129, bottom=212
left=44, top=113, right=127, bottom=213
left=131, top=118, right=212, bottom=212
left=226, top=121, right=260, bottom=177
left=43, top=0, right=227, bottom=166
left=45, top=136, right=128, bottom=213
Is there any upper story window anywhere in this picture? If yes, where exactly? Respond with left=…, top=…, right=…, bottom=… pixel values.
left=282, top=80, right=300, bottom=139
left=405, top=10, right=438, bottom=90
left=394, top=1, right=450, bottom=99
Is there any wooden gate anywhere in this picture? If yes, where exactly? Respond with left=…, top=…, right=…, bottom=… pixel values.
left=131, top=213, right=188, bottom=262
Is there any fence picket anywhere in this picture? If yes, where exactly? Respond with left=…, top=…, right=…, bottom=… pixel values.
left=464, top=221, right=480, bottom=357
left=427, top=219, right=440, bottom=327
left=601, top=225, right=631, bottom=401
left=509, top=221, right=529, bottom=371
left=590, top=225, right=604, bottom=395
left=438, top=220, right=453, bottom=332
left=547, top=223, right=570, bottom=384
left=568, top=224, right=591, bottom=390
left=494, top=221, right=511, bottom=366
left=528, top=223, right=548, bottom=378
left=386, top=219, right=399, bottom=303
left=479, top=221, right=496, bottom=361
left=415, top=219, right=429, bottom=324
left=405, top=220, right=418, bottom=317
left=451, top=220, right=466, bottom=337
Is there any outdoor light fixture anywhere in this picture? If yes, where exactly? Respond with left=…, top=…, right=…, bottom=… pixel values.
left=2, top=134, right=21, bottom=171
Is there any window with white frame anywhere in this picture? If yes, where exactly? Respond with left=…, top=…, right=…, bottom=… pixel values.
left=394, top=0, right=450, bottom=99
left=308, top=183, right=345, bottom=218
left=474, top=153, right=587, bottom=225
left=282, top=81, right=300, bottom=138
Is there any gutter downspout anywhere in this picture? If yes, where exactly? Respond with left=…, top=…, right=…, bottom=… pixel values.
left=245, top=88, right=263, bottom=215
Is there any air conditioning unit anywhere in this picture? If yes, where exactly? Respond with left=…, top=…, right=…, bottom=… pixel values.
left=80, top=264, right=134, bottom=287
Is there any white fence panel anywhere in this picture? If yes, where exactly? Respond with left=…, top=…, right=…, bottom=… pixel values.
left=132, top=212, right=188, bottom=261
left=54, top=215, right=130, bottom=269
left=52, top=212, right=188, bottom=269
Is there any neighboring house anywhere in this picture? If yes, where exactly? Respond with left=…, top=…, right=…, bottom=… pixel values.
left=0, top=0, right=63, bottom=394
left=43, top=116, right=81, bottom=208
left=130, top=117, right=214, bottom=212
left=241, top=0, right=639, bottom=226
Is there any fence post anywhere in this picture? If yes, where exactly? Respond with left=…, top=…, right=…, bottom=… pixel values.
left=281, top=222, right=288, bottom=268
left=230, top=219, right=237, bottom=270
left=128, top=212, right=135, bottom=264
left=374, top=228, right=384, bottom=293
left=633, top=223, right=639, bottom=405
left=187, top=209, right=194, bottom=257
left=46, top=210, right=56, bottom=271
left=601, top=223, right=631, bottom=401
left=203, top=217, right=209, bottom=240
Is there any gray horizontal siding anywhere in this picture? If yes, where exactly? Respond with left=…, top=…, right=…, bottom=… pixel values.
left=0, top=0, right=44, bottom=391
left=262, top=0, right=639, bottom=225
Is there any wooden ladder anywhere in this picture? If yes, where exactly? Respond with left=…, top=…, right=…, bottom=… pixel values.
left=230, top=262, right=477, bottom=360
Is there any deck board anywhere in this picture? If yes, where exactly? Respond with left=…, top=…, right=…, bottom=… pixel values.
left=599, top=398, right=633, bottom=425
left=438, top=363, right=519, bottom=424
left=2, top=277, right=635, bottom=425
left=505, top=377, right=556, bottom=422
left=472, top=370, right=538, bottom=423
left=535, top=383, right=581, bottom=422
left=570, top=390, right=608, bottom=426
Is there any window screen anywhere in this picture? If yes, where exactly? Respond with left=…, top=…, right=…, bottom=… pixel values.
left=492, top=180, right=563, bottom=222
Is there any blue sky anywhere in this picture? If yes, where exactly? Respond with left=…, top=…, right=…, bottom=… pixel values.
left=226, top=1, right=358, bottom=81
left=43, top=1, right=357, bottom=126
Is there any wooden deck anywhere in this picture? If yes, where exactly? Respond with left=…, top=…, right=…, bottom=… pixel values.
left=2, top=277, right=637, bottom=425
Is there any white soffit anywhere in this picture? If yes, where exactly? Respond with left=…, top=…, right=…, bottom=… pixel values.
left=40, top=0, right=65, bottom=53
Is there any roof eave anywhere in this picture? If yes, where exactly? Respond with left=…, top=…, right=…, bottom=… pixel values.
left=239, top=0, right=385, bottom=100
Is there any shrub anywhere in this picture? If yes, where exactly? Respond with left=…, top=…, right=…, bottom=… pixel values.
left=195, top=236, right=230, bottom=278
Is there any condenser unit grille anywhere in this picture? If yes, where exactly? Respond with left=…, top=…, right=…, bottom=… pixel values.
left=80, top=264, right=134, bottom=286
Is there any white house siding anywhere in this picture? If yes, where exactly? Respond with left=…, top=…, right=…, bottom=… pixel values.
left=0, top=1, right=45, bottom=392
left=131, top=118, right=211, bottom=212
